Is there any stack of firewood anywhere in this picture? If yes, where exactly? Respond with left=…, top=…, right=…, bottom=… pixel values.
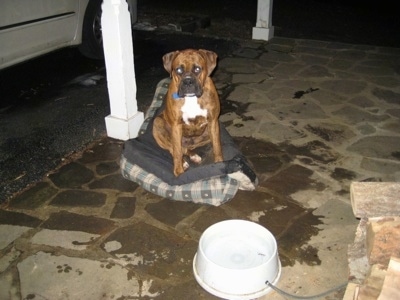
left=344, top=182, right=400, bottom=299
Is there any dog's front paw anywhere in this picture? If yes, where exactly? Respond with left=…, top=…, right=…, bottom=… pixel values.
left=189, top=153, right=202, bottom=164
left=183, top=160, right=190, bottom=170
left=173, top=165, right=185, bottom=177
left=174, top=159, right=191, bottom=176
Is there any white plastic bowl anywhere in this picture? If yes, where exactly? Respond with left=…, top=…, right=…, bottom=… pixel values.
left=193, top=220, right=281, bottom=300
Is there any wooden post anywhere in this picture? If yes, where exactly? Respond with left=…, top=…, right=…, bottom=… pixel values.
left=102, top=0, right=143, bottom=141
left=252, top=0, right=275, bottom=41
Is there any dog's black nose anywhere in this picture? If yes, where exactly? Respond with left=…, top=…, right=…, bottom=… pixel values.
left=182, top=76, right=195, bottom=86
left=178, top=75, right=202, bottom=97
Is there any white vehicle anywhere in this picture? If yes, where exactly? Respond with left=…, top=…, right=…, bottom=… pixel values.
left=0, top=0, right=137, bottom=70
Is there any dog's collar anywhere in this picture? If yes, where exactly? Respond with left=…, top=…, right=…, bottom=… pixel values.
left=173, top=92, right=197, bottom=100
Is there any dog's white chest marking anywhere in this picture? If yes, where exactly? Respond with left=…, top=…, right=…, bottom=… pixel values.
left=181, top=96, right=207, bottom=124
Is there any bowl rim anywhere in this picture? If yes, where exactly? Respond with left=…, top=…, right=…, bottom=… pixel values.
left=193, top=252, right=282, bottom=300
left=197, top=219, right=278, bottom=270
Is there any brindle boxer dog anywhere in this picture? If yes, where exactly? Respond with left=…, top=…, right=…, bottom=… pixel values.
left=152, top=49, right=223, bottom=176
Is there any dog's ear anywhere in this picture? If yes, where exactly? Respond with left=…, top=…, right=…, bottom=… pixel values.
left=199, top=49, right=218, bottom=76
left=162, top=51, right=179, bottom=74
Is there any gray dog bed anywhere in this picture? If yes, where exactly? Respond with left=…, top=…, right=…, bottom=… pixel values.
left=120, top=78, right=257, bottom=206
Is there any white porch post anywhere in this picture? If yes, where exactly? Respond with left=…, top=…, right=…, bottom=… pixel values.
left=102, top=0, right=143, bottom=140
left=252, top=0, right=275, bottom=41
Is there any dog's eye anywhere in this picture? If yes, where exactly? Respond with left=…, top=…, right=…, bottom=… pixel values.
left=193, top=66, right=202, bottom=74
left=176, top=67, right=184, bottom=75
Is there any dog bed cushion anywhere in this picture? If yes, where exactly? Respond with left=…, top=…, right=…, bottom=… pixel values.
left=120, top=78, right=258, bottom=206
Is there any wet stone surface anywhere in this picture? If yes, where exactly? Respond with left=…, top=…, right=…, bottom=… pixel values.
left=103, top=222, right=198, bottom=280
left=305, top=123, right=356, bottom=143
left=78, top=141, right=123, bottom=164
left=0, top=210, right=42, bottom=228
left=347, top=136, right=400, bottom=161
left=261, top=164, right=325, bottom=195
left=225, top=188, right=324, bottom=266
left=41, top=211, right=115, bottom=235
left=110, top=197, right=136, bottom=219
left=8, top=182, right=58, bottom=210
left=96, top=161, right=120, bottom=176
left=88, top=174, right=138, bottom=192
left=49, top=162, right=94, bottom=189
left=145, top=199, right=202, bottom=227
left=283, top=140, right=339, bottom=164
left=50, top=190, right=107, bottom=207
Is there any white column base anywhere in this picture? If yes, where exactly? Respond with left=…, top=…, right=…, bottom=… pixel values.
left=105, top=112, right=144, bottom=141
left=252, top=26, right=275, bottom=41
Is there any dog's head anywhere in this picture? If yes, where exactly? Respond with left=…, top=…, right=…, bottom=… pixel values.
left=162, top=49, right=217, bottom=98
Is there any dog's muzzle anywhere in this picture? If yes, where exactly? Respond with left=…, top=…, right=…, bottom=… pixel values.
left=178, top=75, right=203, bottom=97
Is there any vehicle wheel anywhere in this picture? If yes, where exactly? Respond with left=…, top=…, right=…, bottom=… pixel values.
left=78, top=0, right=104, bottom=59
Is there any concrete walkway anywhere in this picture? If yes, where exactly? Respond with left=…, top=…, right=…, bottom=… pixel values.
left=1, top=37, right=399, bottom=299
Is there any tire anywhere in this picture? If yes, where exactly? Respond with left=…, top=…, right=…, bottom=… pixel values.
left=78, top=0, right=104, bottom=59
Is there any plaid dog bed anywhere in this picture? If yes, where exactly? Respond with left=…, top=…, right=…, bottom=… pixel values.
left=120, top=78, right=257, bottom=206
